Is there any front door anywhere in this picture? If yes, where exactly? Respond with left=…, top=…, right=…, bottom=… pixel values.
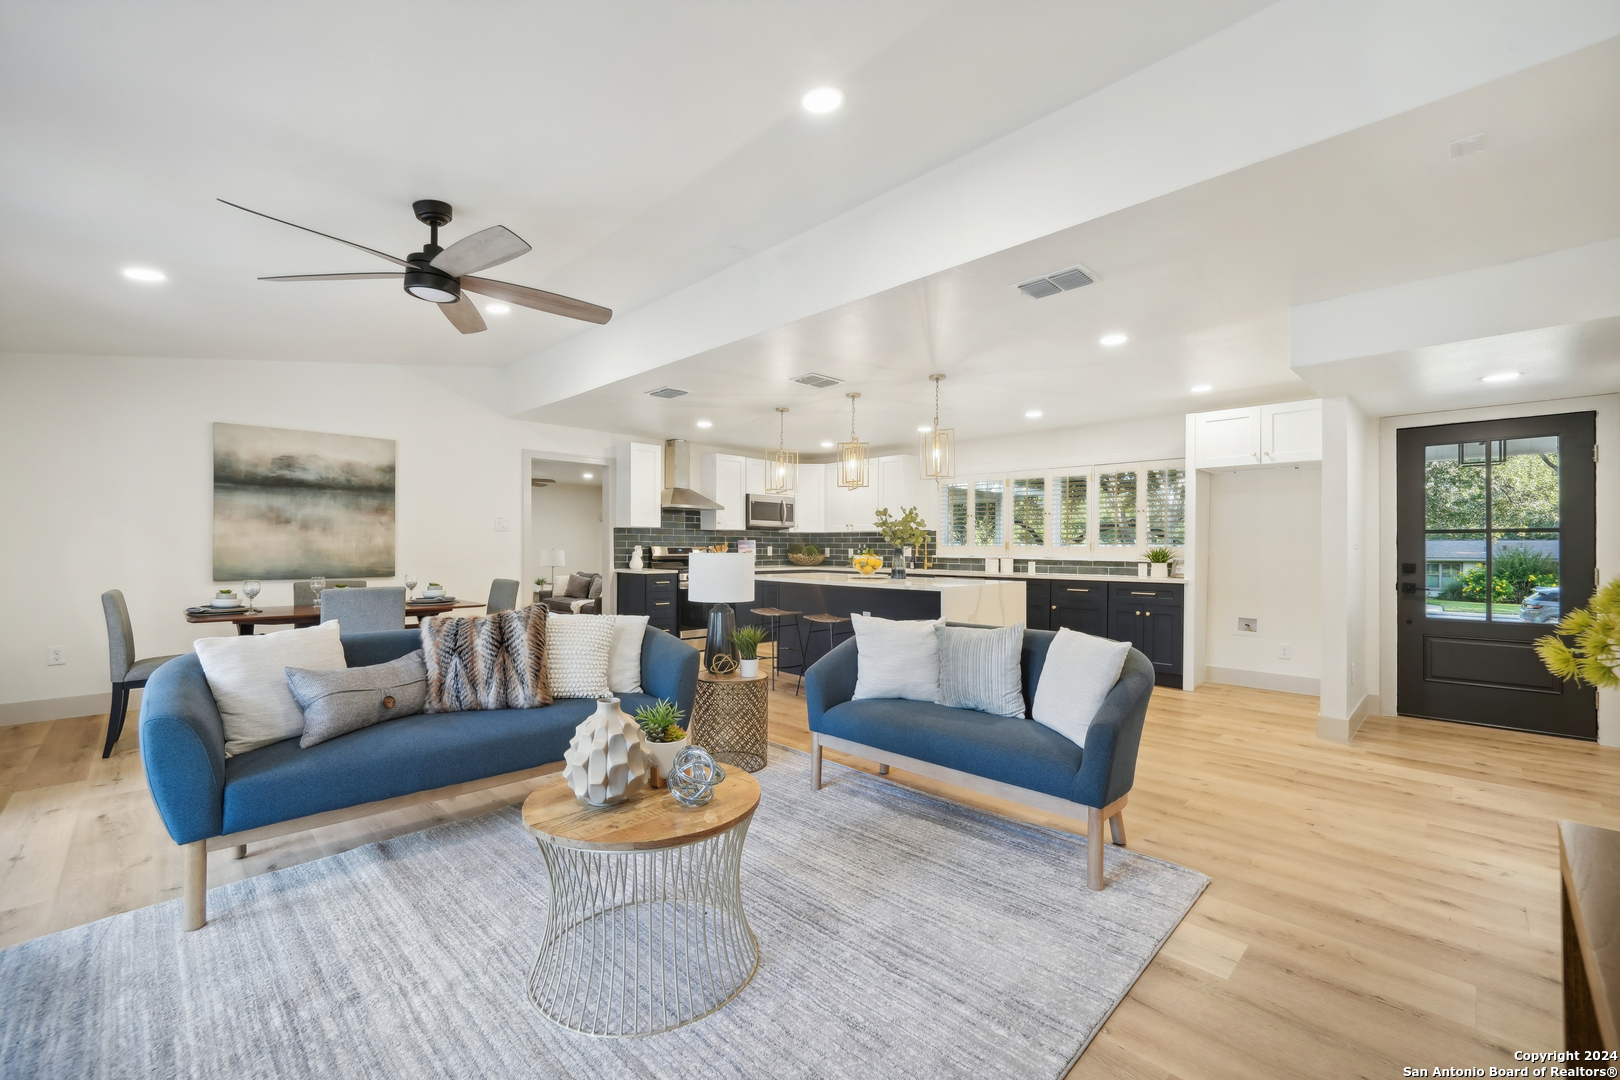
left=1395, top=412, right=1597, bottom=739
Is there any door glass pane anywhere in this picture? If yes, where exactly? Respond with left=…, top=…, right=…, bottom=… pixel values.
left=1491, top=437, right=1560, bottom=529
left=1491, top=531, right=1561, bottom=623
left=941, top=483, right=968, bottom=546
left=1055, top=475, right=1087, bottom=547
left=1424, top=443, right=1487, bottom=529
left=1012, top=478, right=1044, bottom=545
left=973, top=480, right=1004, bottom=545
left=1425, top=532, right=1486, bottom=620
left=1146, top=468, right=1186, bottom=546
left=1097, top=470, right=1137, bottom=547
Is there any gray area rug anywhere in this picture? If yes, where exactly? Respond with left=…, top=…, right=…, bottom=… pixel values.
left=0, top=750, right=1207, bottom=1080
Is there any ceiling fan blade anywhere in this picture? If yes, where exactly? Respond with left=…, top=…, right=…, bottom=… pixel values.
left=440, top=293, right=487, bottom=334
left=218, top=199, right=408, bottom=267
left=429, top=225, right=532, bottom=278
left=258, top=272, right=405, bottom=282
left=461, top=276, right=612, bottom=324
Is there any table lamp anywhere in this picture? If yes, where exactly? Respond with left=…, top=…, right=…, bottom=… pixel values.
left=539, top=549, right=566, bottom=593
left=688, top=552, right=755, bottom=673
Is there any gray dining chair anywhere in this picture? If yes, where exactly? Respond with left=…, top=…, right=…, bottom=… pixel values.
left=487, top=578, right=521, bottom=614
left=293, top=578, right=367, bottom=606
left=318, top=587, right=407, bottom=633
left=101, top=590, right=183, bottom=758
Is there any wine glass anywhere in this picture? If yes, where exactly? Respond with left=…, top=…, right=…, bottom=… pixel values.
left=309, top=575, right=326, bottom=608
left=404, top=572, right=418, bottom=602
left=242, top=580, right=260, bottom=613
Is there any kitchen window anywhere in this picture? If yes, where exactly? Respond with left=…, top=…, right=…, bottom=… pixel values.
left=938, top=460, right=1184, bottom=554
left=973, top=480, right=1004, bottom=545
left=1012, top=478, right=1045, bottom=545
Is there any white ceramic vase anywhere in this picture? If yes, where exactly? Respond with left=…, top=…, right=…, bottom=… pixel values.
left=629, top=545, right=644, bottom=570
left=562, top=697, right=650, bottom=806
left=1150, top=562, right=1169, bottom=578
left=739, top=658, right=760, bottom=678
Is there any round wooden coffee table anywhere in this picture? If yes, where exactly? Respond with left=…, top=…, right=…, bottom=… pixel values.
left=522, top=771, right=762, bottom=1037
left=692, top=670, right=770, bottom=772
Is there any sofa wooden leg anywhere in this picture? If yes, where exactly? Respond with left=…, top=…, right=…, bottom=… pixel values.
left=230, top=844, right=246, bottom=860
left=1086, top=807, right=1105, bottom=890
left=810, top=734, right=823, bottom=790
left=1110, top=811, right=1127, bottom=847
left=184, top=840, right=207, bottom=931
left=876, top=763, right=889, bottom=776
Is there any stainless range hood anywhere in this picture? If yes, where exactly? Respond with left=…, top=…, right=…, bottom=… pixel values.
left=660, top=439, right=724, bottom=511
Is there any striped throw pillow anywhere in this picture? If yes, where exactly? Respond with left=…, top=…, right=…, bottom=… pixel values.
left=936, top=623, right=1025, bottom=718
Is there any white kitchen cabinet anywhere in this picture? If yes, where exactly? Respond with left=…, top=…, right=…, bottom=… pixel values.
left=612, top=442, right=663, bottom=528
left=874, top=454, right=921, bottom=521
left=1191, top=400, right=1321, bottom=469
left=699, top=453, right=747, bottom=530
left=792, top=463, right=825, bottom=531
left=744, top=456, right=794, bottom=495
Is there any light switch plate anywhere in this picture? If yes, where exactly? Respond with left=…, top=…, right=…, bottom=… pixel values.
left=495, top=517, right=510, bottom=532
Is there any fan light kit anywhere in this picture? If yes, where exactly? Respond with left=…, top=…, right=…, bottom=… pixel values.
left=920, top=374, right=955, bottom=480
left=765, top=407, right=798, bottom=494
left=122, top=267, right=166, bottom=282
left=837, top=392, right=870, bottom=489
left=220, top=198, right=612, bottom=335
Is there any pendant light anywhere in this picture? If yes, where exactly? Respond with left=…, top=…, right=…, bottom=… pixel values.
left=836, top=392, right=870, bottom=489
left=920, top=373, right=954, bottom=480
left=765, top=407, right=798, bottom=493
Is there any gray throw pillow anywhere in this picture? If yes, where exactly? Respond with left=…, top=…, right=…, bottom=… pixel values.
left=564, top=572, right=594, bottom=599
left=286, top=650, right=428, bottom=748
left=936, top=624, right=1026, bottom=718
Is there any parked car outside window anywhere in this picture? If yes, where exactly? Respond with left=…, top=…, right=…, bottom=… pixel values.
left=1519, top=585, right=1561, bottom=623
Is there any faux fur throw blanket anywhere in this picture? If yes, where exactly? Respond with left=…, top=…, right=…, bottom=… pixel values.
left=420, top=606, right=550, bottom=712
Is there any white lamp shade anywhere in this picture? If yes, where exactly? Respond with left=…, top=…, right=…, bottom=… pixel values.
left=539, top=549, right=567, bottom=565
left=687, top=552, right=755, bottom=603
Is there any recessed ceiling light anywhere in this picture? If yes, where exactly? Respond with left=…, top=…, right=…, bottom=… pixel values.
left=801, top=87, right=844, bottom=114
left=485, top=302, right=511, bottom=315
left=1481, top=372, right=1521, bottom=383
left=1025, top=410, right=1043, bottom=419
left=122, top=267, right=166, bottom=282
left=1190, top=385, right=1213, bottom=393
left=1099, top=333, right=1128, bottom=347
left=820, top=441, right=834, bottom=448
left=696, top=420, right=713, bottom=428
left=918, top=425, right=932, bottom=433
left=582, top=472, right=593, bottom=479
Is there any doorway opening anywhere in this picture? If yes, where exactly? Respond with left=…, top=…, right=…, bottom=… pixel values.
left=527, top=456, right=606, bottom=611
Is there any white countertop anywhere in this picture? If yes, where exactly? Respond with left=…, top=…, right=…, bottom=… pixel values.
left=761, top=571, right=1007, bottom=592
left=757, top=567, right=1186, bottom=586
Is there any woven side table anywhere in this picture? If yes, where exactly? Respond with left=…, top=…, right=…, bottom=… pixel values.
left=691, top=670, right=769, bottom=772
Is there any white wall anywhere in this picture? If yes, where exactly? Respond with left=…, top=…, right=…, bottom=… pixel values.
left=946, top=413, right=1185, bottom=477
left=1202, top=466, right=1322, bottom=694
left=530, top=483, right=605, bottom=588
left=0, top=353, right=628, bottom=723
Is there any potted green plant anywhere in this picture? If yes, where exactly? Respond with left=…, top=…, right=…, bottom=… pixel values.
left=533, top=577, right=550, bottom=604
left=634, top=699, right=689, bottom=785
left=788, top=543, right=824, bottom=567
left=874, top=506, right=930, bottom=579
left=1142, top=547, right=1175, bottom=579
left=731, top=625, right=767, bottom=679
left=1537, top=577, right=1620, bottom=688
left=423, top=581, right=445, bottom=598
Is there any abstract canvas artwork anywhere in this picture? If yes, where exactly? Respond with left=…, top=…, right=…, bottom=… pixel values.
left=213, top=423, right=396, bottom=580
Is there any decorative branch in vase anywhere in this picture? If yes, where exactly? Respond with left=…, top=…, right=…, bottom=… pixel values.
left=874, top=506, right=930, bottom=579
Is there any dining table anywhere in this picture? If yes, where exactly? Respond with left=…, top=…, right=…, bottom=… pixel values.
left=184, top=599, right=486, bottom=635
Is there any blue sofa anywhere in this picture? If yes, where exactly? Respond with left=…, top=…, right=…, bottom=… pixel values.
left=141, top=626, right=700, bottom=929
left=804, top=628, right=1153, bottom=889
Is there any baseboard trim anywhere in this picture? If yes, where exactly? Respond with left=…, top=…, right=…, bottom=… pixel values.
left=1204, top=666, right=1321, bottom=697
left=1317, top=693, right=1378, bottom=744
left=0, top=689, right=129, bottom=728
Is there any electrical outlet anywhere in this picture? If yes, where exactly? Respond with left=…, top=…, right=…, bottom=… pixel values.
left=494, top=517, right=510, bottom=532
left=46, top=646, right=65, bottom=666
left=1278, top=642, right=1291, bottom=660
left=1237, top=617, right=1258, bottom=634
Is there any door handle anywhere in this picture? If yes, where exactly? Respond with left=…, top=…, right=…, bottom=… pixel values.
left=1399, top=583, right=1418, bottom=594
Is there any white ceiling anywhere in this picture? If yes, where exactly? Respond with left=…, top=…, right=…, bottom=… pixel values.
left=0, top=0, right=1272, bottom=364
left=526, top=38, right=1620, bottom=453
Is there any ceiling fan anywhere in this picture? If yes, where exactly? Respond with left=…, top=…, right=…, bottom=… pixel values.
left=219, top=198, right=612, bottom=334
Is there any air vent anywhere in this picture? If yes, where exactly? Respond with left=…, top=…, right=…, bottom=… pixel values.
left=645, top=386, right=689, bottom=399
left=1014, top=264, right=1095, bottom=299
left=790, top=372, right=843, bottom=388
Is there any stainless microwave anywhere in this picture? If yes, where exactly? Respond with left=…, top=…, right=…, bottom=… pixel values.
left=745, top=494, right=795, bottom=530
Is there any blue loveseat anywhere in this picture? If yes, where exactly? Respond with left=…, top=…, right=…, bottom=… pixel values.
left=804, top=628, right=1152, bottom=890
left=140, top=626, right=700, bottom=929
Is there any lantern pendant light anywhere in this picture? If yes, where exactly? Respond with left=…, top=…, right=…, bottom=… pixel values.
left=765, top=407, right=798, bottom=493
left=836, top=392, right=870, bottom=489
left=920, top=373, right=955, bottom=480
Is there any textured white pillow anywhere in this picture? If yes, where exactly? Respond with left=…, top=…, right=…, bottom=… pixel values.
left=609, top=615, right=649, bottom=694
left=546, top=615, right=616, bottom=699
left=193, top=621, right=347, bottom=757
left=1030, top=628, right=1131, bottom=748
left=850, top=614, right=942, bottom=703
left=937, top=623, right=1026, bottom=717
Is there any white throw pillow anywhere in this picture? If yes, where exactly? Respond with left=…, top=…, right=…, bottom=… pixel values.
left=937, top=623, right=1025, bottom=718
left=194, top=621, right=347, bottom=757
left=1030, top=628, right=1131, bottom=748
left=609, top=615, right=649, bottom=694
left=546, top=614, right=616, bottom=699
left=850, top=614, right=942, bottom=703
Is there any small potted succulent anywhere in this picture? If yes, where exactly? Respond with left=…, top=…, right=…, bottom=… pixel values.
left=634, top=699, right=689, bottom=786
left=731, top=625, right=766, bottom=678
left=1143, top=547, right=1175, bottom=579
left=211, top=588, right=239, bottom=609
left=423, top=581, right=445, bottom=598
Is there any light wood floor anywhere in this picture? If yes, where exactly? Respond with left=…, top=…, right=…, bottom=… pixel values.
left=3, top=678, right=1617, bottom=1077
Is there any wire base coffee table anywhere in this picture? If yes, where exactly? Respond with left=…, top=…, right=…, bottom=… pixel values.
left=522, top=771, right=762, bottom=1037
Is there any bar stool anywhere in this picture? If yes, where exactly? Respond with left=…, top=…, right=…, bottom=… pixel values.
left=751, top=606, right=803, bottom=690
left=797, top=613, right=852, bottom=696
